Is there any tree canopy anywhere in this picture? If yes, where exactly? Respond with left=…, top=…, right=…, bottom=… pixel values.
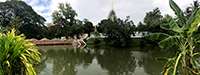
left=0, top=0, right=46, bottom=27
left=0, top=0, right=46, bottom=39
left=83, top=19, right=94, bottom=35
left=98, top=16, right=135, bottom=46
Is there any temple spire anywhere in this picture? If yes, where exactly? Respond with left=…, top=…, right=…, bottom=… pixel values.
left=111, top=2, right=113, bottom=11
left=108, top=2, right=116, bottom=20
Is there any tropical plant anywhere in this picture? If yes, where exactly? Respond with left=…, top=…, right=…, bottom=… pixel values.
left=185, top=0, right=200, bottom=18
left=0, top=29, right=41, bottom=75
left=145, top=0, right=200, bottom=75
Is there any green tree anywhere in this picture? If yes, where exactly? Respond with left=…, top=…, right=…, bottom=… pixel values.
left=0, top=0, right=46, bottom=39
left=51, top=2, right=77, bottom=36
left=9, top=18, right=23, bottom=35
left=145, top=0, right=200, bottom=74
left=136, top=21, right=147, bottom=32
left=83, top=19, right=94, bottom=36
left=143, top=7, right=166, bottom=33
left=68, top=19, right=84, bottom=37
left=101, top=16, right=135, bottom=46
left=97, top=19, right=110, bottom=33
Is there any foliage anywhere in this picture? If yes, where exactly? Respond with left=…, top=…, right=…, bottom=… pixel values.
left=145, top=0, right=200, bottom=74
left=20, top=24, right=45, bottom=39
left=136, top=21, right=147, bottom=32
left=184, top=0, right=200, bottom=18
left=83, top=19, right=94, bottom=35
left=9, top=18, right=23, bottom=35
left=98, top=16, right=135, bottom=46
left=68, top=20, right=84, bottom=37
left=0, top=26, right=11, bottom=34
left=51, top=2, right=77, bottom=36
left=97, top=19, right=108, bottom=33
left=90, top=31, right=100, bottom=36
left=143, top=7, right=169, bottom=33
left=0, top=29, right=41, bottom=75
left=0, top=0, right=46, bottom=39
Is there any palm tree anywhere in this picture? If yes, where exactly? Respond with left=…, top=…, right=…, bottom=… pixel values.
left=185, top=0, right=200, bottom=18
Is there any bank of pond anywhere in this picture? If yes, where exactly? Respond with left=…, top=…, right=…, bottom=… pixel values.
left=86, top=38, right=157, bottom=47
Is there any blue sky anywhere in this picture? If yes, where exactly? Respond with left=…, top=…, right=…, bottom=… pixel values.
left=0, top=0, right=192, bottom=25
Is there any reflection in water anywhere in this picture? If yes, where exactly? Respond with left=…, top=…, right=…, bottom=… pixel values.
left=35, top=45, right=173, bottom=75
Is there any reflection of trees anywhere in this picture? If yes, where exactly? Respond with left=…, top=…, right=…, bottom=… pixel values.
left=35, top=45, right=176, bottom=75
left=36, top=47, right=95, bottom=75
left=137, top=46, right=174, bottom=75
left=96, top=47, right=136, bottom=75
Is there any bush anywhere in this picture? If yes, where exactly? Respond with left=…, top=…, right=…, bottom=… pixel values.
left=90, top=31, right=100, bottom=36
left=0, top=29, right=41, bottom=75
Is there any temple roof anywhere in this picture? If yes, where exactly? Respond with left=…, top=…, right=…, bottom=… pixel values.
left=108, top=3, right=117, bottom=20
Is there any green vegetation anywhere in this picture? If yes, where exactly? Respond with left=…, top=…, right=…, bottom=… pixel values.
left=145, top=0, right=200, bottom=74
left=90, top=31, right=100, bottom=36
left=0, top=0, right=46, bottom=39
left=0, top=29, right=41, bottom=75
left=185, top=0, right=200, bottom=19
left=49, top=2, right=94, bottom=39
left=97, top=16, right=135, bottom=46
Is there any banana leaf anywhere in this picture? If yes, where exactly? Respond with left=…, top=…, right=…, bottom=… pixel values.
left=145, top=33, right=170, bottom=41
left=188, top=10, right=200, bottom=34
left=183, top=10, right=197, bottom=31
left=169, top=0, right=187, bottom=25
left=166, top=14, right=182, bottom=33
left=158, top=36, right=178, bottom=51
left=160, top=24, right=170, bottom=30
left=191, top=26, right=200, bottom=39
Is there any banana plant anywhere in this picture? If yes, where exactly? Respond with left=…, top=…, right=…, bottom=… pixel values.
left=145, top=0, right=200, bottom=75
left=0, top=29, right=41, bottom=75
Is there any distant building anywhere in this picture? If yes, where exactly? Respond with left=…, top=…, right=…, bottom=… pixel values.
left=108, top=3, right=117, bottom=20
left=44, top=22, right=54, bottom=27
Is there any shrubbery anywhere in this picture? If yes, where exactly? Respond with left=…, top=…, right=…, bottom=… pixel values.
left=0, top=29, right=41, bottom=75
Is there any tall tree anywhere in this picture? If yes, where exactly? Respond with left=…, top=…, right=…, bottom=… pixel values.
left=0, top=0, right=46, bottom=39
left=51, top=2, right=77, bottom=36
left=68, top=19, right=84, bottom=37
left=143, top=7, right=168, bottom=33
left=99, top=16, right=135, bottom=46
left=83, top=19, right=94, bottom=35
left=97, top=19, right=110, bottom=33
left=0, top=0, right=46, bottom=27
left=136, top=21, right=146, bottom=32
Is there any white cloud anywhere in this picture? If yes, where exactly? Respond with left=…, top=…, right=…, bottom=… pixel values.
left=0, top=0, right=194, bottom=25
left=0, top=0, right=6, bottom=2
left=28, top=0, right=39, bottom=6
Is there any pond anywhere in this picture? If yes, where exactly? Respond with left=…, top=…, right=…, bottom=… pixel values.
left=34, top=45, right=175, bottom=75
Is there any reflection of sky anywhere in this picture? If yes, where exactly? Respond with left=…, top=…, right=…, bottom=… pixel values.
left=76, top=59, right=107, bottom=75
left=38, top=59, right=53, bottom=75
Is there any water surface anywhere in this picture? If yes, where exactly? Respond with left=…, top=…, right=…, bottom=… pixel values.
left=35, top=45, right=174, bottom=75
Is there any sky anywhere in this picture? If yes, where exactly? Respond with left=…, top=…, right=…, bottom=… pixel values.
left=0, top=0, right=193, bottom=25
